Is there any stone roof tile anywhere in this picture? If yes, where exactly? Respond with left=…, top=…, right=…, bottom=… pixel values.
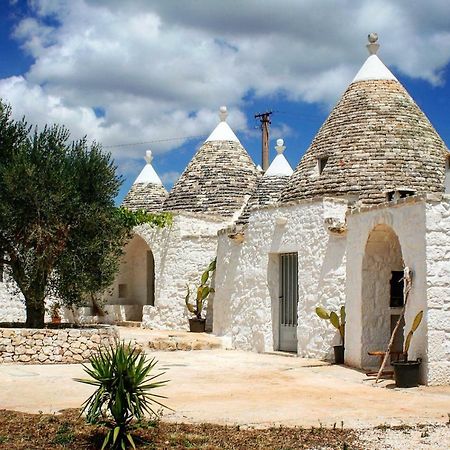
left=282, top=72, right=448, bottom=205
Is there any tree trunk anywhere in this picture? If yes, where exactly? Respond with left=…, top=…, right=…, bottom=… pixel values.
left=25, top=299, right=46, bottom=328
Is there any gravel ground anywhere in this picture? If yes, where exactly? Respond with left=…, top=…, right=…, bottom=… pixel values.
left=359, top=423, right=450, bottom=449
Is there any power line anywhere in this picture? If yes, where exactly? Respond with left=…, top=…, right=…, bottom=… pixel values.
left=103, top=134, right=207, bottom=149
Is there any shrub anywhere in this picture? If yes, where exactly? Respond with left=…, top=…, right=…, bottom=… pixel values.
left=76, top=341, right=168, bottom=449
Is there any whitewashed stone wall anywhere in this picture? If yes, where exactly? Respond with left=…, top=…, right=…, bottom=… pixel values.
left=361, top=225, right=404, bottom=367
left=0, top=325, right=118, bottom=363
left=0, top=276, right=25, bottom=323
left=0, top=270, right=59, bottom=324
left=425, top=195, right=450, bottom=385
left=345, top=197, right=428, bottom=381
left=131, top=213, right=228, bottom=330
left=214, top=198, right=348, bottom=357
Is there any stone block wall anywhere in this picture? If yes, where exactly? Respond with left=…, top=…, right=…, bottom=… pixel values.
left=136, top=213, right=228, bottom=330
left=0, top=277, right=26, bottom=323
left=345, top=197, right=428, bottom=380
left=214, top=197, right=348, bottom=357
left=0, top=326, right=118, bottom=364
left=425, top=195, right=450, bottom=385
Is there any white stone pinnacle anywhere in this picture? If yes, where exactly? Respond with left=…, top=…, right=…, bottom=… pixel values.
left=133, top=149, right=163, bottom=185
left=367, top=32, right=380, bottom=55
left=219, top=106, right=228, bottom=121
left=352, top=33, right=397, bottom=83
left=275, top=139, right=286, bottom=154
left=205, top=106, right=240, bottom=143
left=264, top=138, right=294, bottom=177
left=144, top=149, right=153, bottom=164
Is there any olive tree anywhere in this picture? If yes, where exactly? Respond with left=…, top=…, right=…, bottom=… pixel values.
left=0, top=102, right=169, bottom=328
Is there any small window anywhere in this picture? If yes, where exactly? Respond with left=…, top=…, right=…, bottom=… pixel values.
left=390, top=271, right=404, bottom=307
left=317, top=156, right=329, bottom=175
left=118, top=283, right=127, bottom=298
left=386, top=189, right=415, bottom=202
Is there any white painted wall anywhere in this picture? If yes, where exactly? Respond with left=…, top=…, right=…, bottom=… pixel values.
left=137, top=213, right=228, bottom=330
left=0, top=273, right=26, bottom=323
left=102, top=235, right=152, bottom=321
left=214, top=198, right=348, bottom=357
left=425, top=195, right=450, bottom=385
left=361, top=224, right=404, bottom=368
left=345, top=198, right=428, bottom=381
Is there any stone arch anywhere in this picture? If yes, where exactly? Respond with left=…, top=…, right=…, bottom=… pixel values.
left=361, top=224, right=405, bottom=367
left=107, top=233, right=155, bottom=322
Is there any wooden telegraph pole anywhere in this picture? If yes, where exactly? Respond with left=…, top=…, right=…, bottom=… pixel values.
left=255, top=111, right=273, bottom=171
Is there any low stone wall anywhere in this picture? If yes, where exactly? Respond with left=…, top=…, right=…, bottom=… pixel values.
left=0, top=326, right=119, bottom=364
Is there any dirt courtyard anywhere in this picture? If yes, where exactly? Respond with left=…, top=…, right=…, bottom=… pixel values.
left=1, top=349, right=449, bottom=430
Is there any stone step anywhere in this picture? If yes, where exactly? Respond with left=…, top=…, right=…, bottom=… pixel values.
left=116, top=321, right=142, bottom=328
left=117, top=328, right=230, bottom=351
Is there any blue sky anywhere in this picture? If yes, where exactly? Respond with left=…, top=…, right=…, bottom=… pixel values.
left=1, top=0, right=450, bottom=203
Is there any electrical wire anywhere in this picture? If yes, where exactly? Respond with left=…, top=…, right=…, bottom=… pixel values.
left=103, top=134, right=207, bottom=148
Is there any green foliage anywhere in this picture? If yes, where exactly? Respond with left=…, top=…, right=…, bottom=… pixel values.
left=0, top=101, right=123, bottom=326
left=53, top=422, right=75, bottom=446
left=0, top=101, right=173, bottom=327
left=404, top=310, right=423, bottom=359
left=76, top=341, right=168, bottom=449
left=117, top=207, right=173, bottom=231
left=315, top=305, right=346, bottom=343
left=185, top=258, right=216, bottom=319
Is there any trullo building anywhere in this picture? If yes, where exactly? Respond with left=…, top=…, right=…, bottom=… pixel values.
left=0, top=35, right=449, bottom=386
left=212, top=35, right=450, bottom=386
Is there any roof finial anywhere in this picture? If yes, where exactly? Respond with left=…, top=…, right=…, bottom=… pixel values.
left=275, top=138, right=286, bottom=154
left=144, top=149, right=153, bottom=164
left=367, top=32, right=379, bottom=55
left=219, top=105, right=228, bottom=122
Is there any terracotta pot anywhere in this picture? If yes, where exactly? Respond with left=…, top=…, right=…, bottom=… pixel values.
left=51, top=316, right=61, bottom=324
left=189, top=318, right=206, bottom=333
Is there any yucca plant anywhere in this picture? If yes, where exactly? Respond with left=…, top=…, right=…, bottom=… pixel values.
left=315, top=305, right=346, bottom=344
left=403, top=310, right=423, bottom=361
left=76, top=341, right=168, bottom=450
left=185, top=258, right=216, bottom=319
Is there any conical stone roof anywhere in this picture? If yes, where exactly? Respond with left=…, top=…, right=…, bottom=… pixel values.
left=122, top=150, right=168, bottom=212
left=237, top=139, right=293, bottom=224
left=282, top=34, right=449, bottom=205
left=164, top=107, right=259, bottom=218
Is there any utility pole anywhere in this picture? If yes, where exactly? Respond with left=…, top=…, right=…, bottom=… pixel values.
left=254, top=111, right=273, bottom=171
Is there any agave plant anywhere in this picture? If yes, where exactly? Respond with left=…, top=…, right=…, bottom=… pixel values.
left=76, top=341, right=168, bottom=450
left=185, top=258, right=216, bottom=319
left=403, top=310, right=423, bottom=361
left=315, top=305, right=346, bottom=344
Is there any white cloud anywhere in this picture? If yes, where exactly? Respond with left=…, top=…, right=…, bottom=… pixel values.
left=1, top=0, right=450, bottom=179
left=160, top=171, right=181, bottom=187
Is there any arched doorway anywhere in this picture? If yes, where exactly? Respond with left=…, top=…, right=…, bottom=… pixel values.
left=361, top=224, right=405, bottom=367
left=108, top=234, right=155, bottom=321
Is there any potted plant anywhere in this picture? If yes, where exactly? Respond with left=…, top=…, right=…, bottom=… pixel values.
left=50, top=302, right=62, bottom=324
left=315, top=305, right=345, bottom=364
left=392, top=310, right=423, bottom=388
left=185, top=258, right=216, bottom=332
